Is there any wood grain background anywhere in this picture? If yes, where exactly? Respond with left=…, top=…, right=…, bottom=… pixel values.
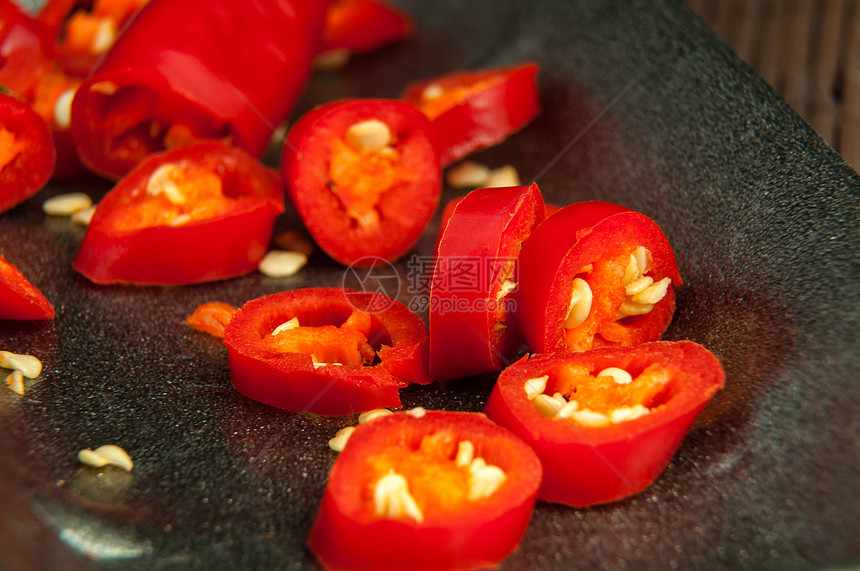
left=686, top=0, right=860, bottom=169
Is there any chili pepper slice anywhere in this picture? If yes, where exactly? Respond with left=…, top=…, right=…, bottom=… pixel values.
left=516, top=201, right=682, bottom=354
left=401, top=62, right=540, bottom=166
left=0, top=91, right=56, bottom=214
left=484, top=341, right=725, bottom=506
left=37, top=0, right=149, bottom=78
left=429, top=183, right=544, bottom=381
left=282, top=99, right=440, bottom=267
left=73, top=141, right=284, bottom=285
left=223, top=288, right=430, bottom=415
left=319, top=0, right=413, bottom=57
left=69, top=0, right=330, bottom=179
left=308, top=409, right=541, bottom=570
left=0, top=0, right=84, bottom=178
left=0, top=254, right=54, bottom=320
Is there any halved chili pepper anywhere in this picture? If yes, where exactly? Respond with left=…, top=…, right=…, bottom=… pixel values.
left=308, top=409, right=541, bottom=570
left=73, top=141, right=284, bottom=285
left=401, top=62, right=540, bottom=166
left=282, top=98, right=440, bottom=267
left=0, top=91, right=56, bottom=214
left=223, top=288, right=430, bottom=415
left=69, top=0, right=330, bottom=179
left=484, top=341, right=725, bottom=506
left=0, top=0, right=84, bottom=178
left=0, top=254, right=55, bottom=320
left=429, top=183, right=544, bottom=381
left=516, top=201, right=682, bottom=354
left=37, top=0, right=149, bottom=78
left=319, top=0, right=413, bottom=58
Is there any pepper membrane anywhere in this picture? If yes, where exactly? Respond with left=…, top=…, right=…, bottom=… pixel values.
left=223, top=288, right=430, bottom=415
left=484, top=341, right=725, bottom=506
left=308, top=410, right=541, bottom=570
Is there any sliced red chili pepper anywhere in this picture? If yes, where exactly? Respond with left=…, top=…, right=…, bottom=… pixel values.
left=0, top=0, right=84, bottom=178
left=282, top=98, right=440, bottom=267
left=401, top=62, right=540, bottom=166
left=37, top=0, right=149, bottom=78
left=223, top=288, right=430, bottom=415
left=186, top=302, right=237, bottom=339
left=69, top=0, right=330, bottom=179
left=0, top=254, right=55, bottom=320
left=0, top=92, right=56, bottom=214
left=429, top=184, right=544, bottom=381
left=73, top=141, right=284, bottom=285
left=484, top=341, right=725, bottom=506
left=516, top=201, right=682, bottom=354
left=308, top=409, right=541, bottom=570
left=319, top=0, right=413, bottom=56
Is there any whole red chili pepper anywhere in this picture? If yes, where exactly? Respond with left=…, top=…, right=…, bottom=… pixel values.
left=73, top=141, right=284, bottom=285
left=70, top=0, right=330, bottom=179
left=0, top=91, right=56, bottom=214
left=484, top=341, right=725, bottom=506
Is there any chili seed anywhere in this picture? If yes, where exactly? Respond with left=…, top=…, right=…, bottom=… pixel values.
left=445, top=160, right=491, bottom=189
left=564, top=278, right=593, bottom=329
left=0, top=351, right=42, bottom=378
left=5, top=370, right=24, bottom=395
left=455, top=440, right=475, bottom=467
left=345, top=119, right=392, bottom=153
left=78, top=445, right=133, bottom=471
left=484, top=164, right=520, bottom=188
left=258, top=250, right=308, bottom=278
left=53, top=88, right=76, bottom=129
left=146, top=164, right=186, bottom=204
left=328, top=426, right=355, bottom=452
left=43, top=192, right=93, bottom=216
left=523, top=375, right=548, bottom=400
left=71, top=204, right=97, bottom=226
left=358, top=409, right=393, bottom=424
left=610, top=405, right=651, bottom=424
left=597, top=367, right=633, bottom=385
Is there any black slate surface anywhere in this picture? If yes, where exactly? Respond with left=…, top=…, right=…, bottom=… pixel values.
left=1, top=0, right=858, bottom=569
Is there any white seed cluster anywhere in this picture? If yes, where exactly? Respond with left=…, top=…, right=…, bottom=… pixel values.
left=454, top=440, right=507, bottom=501
left=374, top=470, right=424, bottom=522
left=77, top=445, right=134, bottom=471
left=617, top=246, right=672, bottom=318
left=523, top=367, right=652, bottom=427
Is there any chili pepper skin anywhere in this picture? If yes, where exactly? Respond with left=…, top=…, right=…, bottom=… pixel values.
left=484, top=341, right=725, bottom=506
left=223, top=288, right=430, bottom=415
left=282, top=99, right=440, bottom=267
left=308, top=410, right=541, bottom=571
left=516, top=201, right=682, bottom=354
left=429, top=184, right=544, bottom=381
left=401, top=63, right=540, bottom=166
left=320, top=0, right=413, bottom=56
left=0, top=0, right=84, bottom=178
left=0, top=92, right=56, bottom=214
left=0, top=254, right=54, bottom=320
left=70, top=0, right=330, bottom=179
left=73, top=141, right=284, bottom=285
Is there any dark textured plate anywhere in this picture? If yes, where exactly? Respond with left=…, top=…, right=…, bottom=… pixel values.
left=1, top=0, right=858, bottom=569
